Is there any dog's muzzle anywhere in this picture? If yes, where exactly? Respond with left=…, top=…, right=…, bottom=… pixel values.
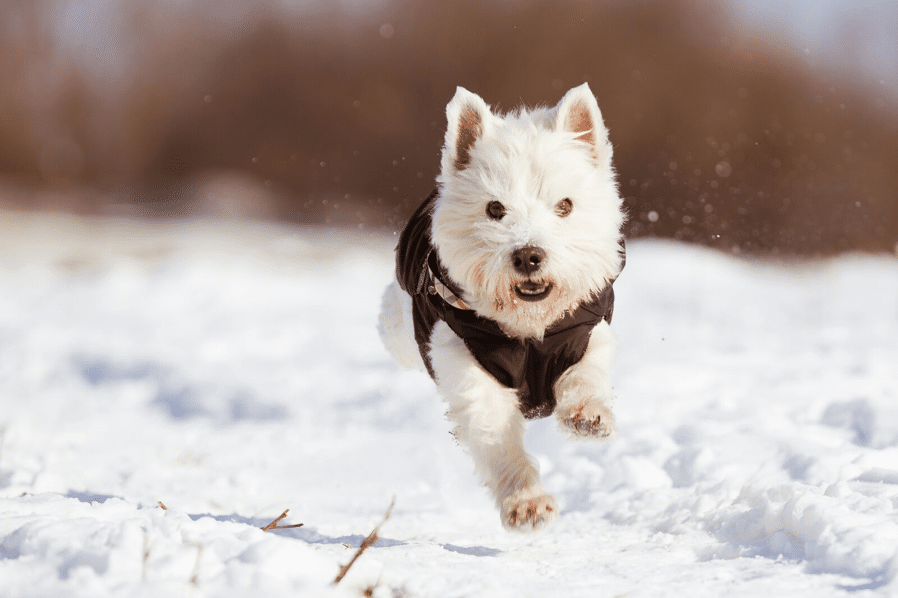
left=512, top=246, right=553, bottom=301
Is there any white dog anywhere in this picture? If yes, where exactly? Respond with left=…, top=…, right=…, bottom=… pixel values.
left=378, top=84, right=626, bottom=532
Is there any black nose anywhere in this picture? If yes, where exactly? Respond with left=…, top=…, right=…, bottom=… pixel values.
left=512, top=246, right=546, bottom=276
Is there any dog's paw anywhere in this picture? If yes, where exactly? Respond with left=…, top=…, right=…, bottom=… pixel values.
left=500, top=492, right=558, bottom=533
left=558, top=400, right=616, bottom=439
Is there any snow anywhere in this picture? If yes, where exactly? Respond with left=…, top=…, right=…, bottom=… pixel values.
left=1, top=210, right=897, bottom=597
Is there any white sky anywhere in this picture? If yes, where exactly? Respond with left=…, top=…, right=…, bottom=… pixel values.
left=50, top=0, right=898, bottom=96
left=731, top=0, right=898, bottom=92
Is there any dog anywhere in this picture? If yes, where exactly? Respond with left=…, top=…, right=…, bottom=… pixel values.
left=378, top=84, right=625, bottom=532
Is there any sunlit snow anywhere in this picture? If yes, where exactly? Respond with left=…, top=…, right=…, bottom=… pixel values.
left=1, top=212, right=897, bottom=597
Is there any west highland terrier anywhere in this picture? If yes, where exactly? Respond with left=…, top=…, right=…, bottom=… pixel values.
left=378, top=83, right=626, bottom=532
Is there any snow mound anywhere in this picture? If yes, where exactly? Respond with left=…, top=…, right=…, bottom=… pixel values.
left=1, top=213, right=897, bottom=596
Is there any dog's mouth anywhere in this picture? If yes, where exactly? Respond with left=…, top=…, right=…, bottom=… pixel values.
left=514, top=280, right=554, bottom=302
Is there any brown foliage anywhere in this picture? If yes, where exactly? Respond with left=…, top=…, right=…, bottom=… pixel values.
left=1, top=0, right=896, bottom=254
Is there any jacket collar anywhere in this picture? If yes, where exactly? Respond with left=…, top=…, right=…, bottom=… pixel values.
left=426, top=249, right=472, bottom=310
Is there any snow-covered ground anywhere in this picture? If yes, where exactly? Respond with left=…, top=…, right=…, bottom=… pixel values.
left=1, top=210, right=897, bottom=597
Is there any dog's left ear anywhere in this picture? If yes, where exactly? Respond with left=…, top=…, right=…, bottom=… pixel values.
left=555, top=83, right=612, bottom=170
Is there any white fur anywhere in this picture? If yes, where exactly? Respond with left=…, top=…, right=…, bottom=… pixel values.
left=433, top=84, right=624, bottom=339
left=378, top=281, right=427, bottom=373
left=377, top=84, right=625, bottom=532
left=429, top=321, right=558, bottom=531
left=554, top=321, right=619, bottom=439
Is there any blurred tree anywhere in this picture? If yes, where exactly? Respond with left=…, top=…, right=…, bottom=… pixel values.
left=0, top=0, right=895, bottom=255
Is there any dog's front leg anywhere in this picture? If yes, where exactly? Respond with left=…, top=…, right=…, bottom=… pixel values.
left=554, top=320, right=618, bottom=439
left=428, top=321, right=558, bottom=532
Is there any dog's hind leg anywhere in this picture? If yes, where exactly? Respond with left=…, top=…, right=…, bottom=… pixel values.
left=428, top=321, right=558, bottom=532
left=554, top=320, right=618, bottom=439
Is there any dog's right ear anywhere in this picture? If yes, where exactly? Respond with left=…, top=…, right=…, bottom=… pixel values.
left=443, top=87, right=491, bottom=172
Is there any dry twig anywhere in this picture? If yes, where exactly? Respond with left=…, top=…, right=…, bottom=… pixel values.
left=157, top=501, right=167, bottom=510
left=333, top=497, right=395, bottom=586
left=142, top=532, right=151, bottom=582
left=260, top=508, right=304, bottom=532
left=189, top=543, right=203, bottom=586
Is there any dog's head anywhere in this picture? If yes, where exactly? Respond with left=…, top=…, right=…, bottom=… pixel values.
left=431, top=84, right=625, bottom=339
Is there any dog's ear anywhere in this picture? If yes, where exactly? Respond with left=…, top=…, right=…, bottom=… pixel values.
left=443, top=87, right=491, bottom=171
left=555, top=83, right=612, bottom=170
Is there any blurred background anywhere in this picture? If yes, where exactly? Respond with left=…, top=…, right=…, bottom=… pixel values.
left=1, top=0, right=896, bottom=256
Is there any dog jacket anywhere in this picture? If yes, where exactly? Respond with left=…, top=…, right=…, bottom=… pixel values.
left=395, top=189, right=623, bottom=420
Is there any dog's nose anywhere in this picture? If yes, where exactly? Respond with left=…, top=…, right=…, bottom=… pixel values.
left=512, top=246, right=546, bottom=276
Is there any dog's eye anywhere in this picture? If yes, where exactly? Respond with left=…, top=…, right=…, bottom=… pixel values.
left=555, top=198, right=573, bottom=217
left=486, top=201, right=506, bottom=220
